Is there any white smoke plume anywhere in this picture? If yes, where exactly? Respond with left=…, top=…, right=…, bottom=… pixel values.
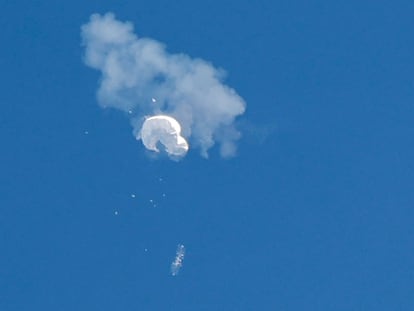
left=81, top=13, right=246, bottom=158
left=170, top=244, right=185, bottom=276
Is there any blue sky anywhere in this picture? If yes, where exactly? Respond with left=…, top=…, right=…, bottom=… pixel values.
left=2, top=0, right=414, bottom=310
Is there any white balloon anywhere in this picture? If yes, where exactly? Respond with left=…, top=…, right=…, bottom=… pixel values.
left=139, top=115, right=189, bottom=157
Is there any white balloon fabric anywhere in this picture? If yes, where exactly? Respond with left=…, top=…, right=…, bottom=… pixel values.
left=139, top=115, right=189, bottom=157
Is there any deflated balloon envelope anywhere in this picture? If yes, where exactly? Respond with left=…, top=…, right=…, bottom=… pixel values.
left=139, top=115, right=189, bottom=157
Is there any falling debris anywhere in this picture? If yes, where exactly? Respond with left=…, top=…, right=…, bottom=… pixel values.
left=84, top=130, right=89, bottom=135
left=131, top=194, right=136, bottom=198
left=148, top=199, right=157, bottom=207
left=151, top=98, right=157, bottom=103
left=128, top=110, right=133, bottom=114
left=114, top=211, right=119, bottom=215
left=170, top=244, right=185, bottom=276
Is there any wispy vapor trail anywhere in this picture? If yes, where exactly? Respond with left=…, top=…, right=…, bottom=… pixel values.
left=81, top=13, right=246, bottom=158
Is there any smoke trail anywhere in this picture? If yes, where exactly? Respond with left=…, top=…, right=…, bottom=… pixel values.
left=170, top=244, right=185, bottom=276
left=81, top=13, right=246, bottom=158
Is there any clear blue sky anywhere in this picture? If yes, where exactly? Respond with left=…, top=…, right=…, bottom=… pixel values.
left=2, top=0, right=414, bottom=310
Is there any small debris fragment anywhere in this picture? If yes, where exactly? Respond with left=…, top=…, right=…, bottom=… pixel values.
left=170, top=244, right=185, bottom=276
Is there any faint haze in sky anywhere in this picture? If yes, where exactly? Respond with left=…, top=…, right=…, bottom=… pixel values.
left=81, top=13, right=246, bottom=158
